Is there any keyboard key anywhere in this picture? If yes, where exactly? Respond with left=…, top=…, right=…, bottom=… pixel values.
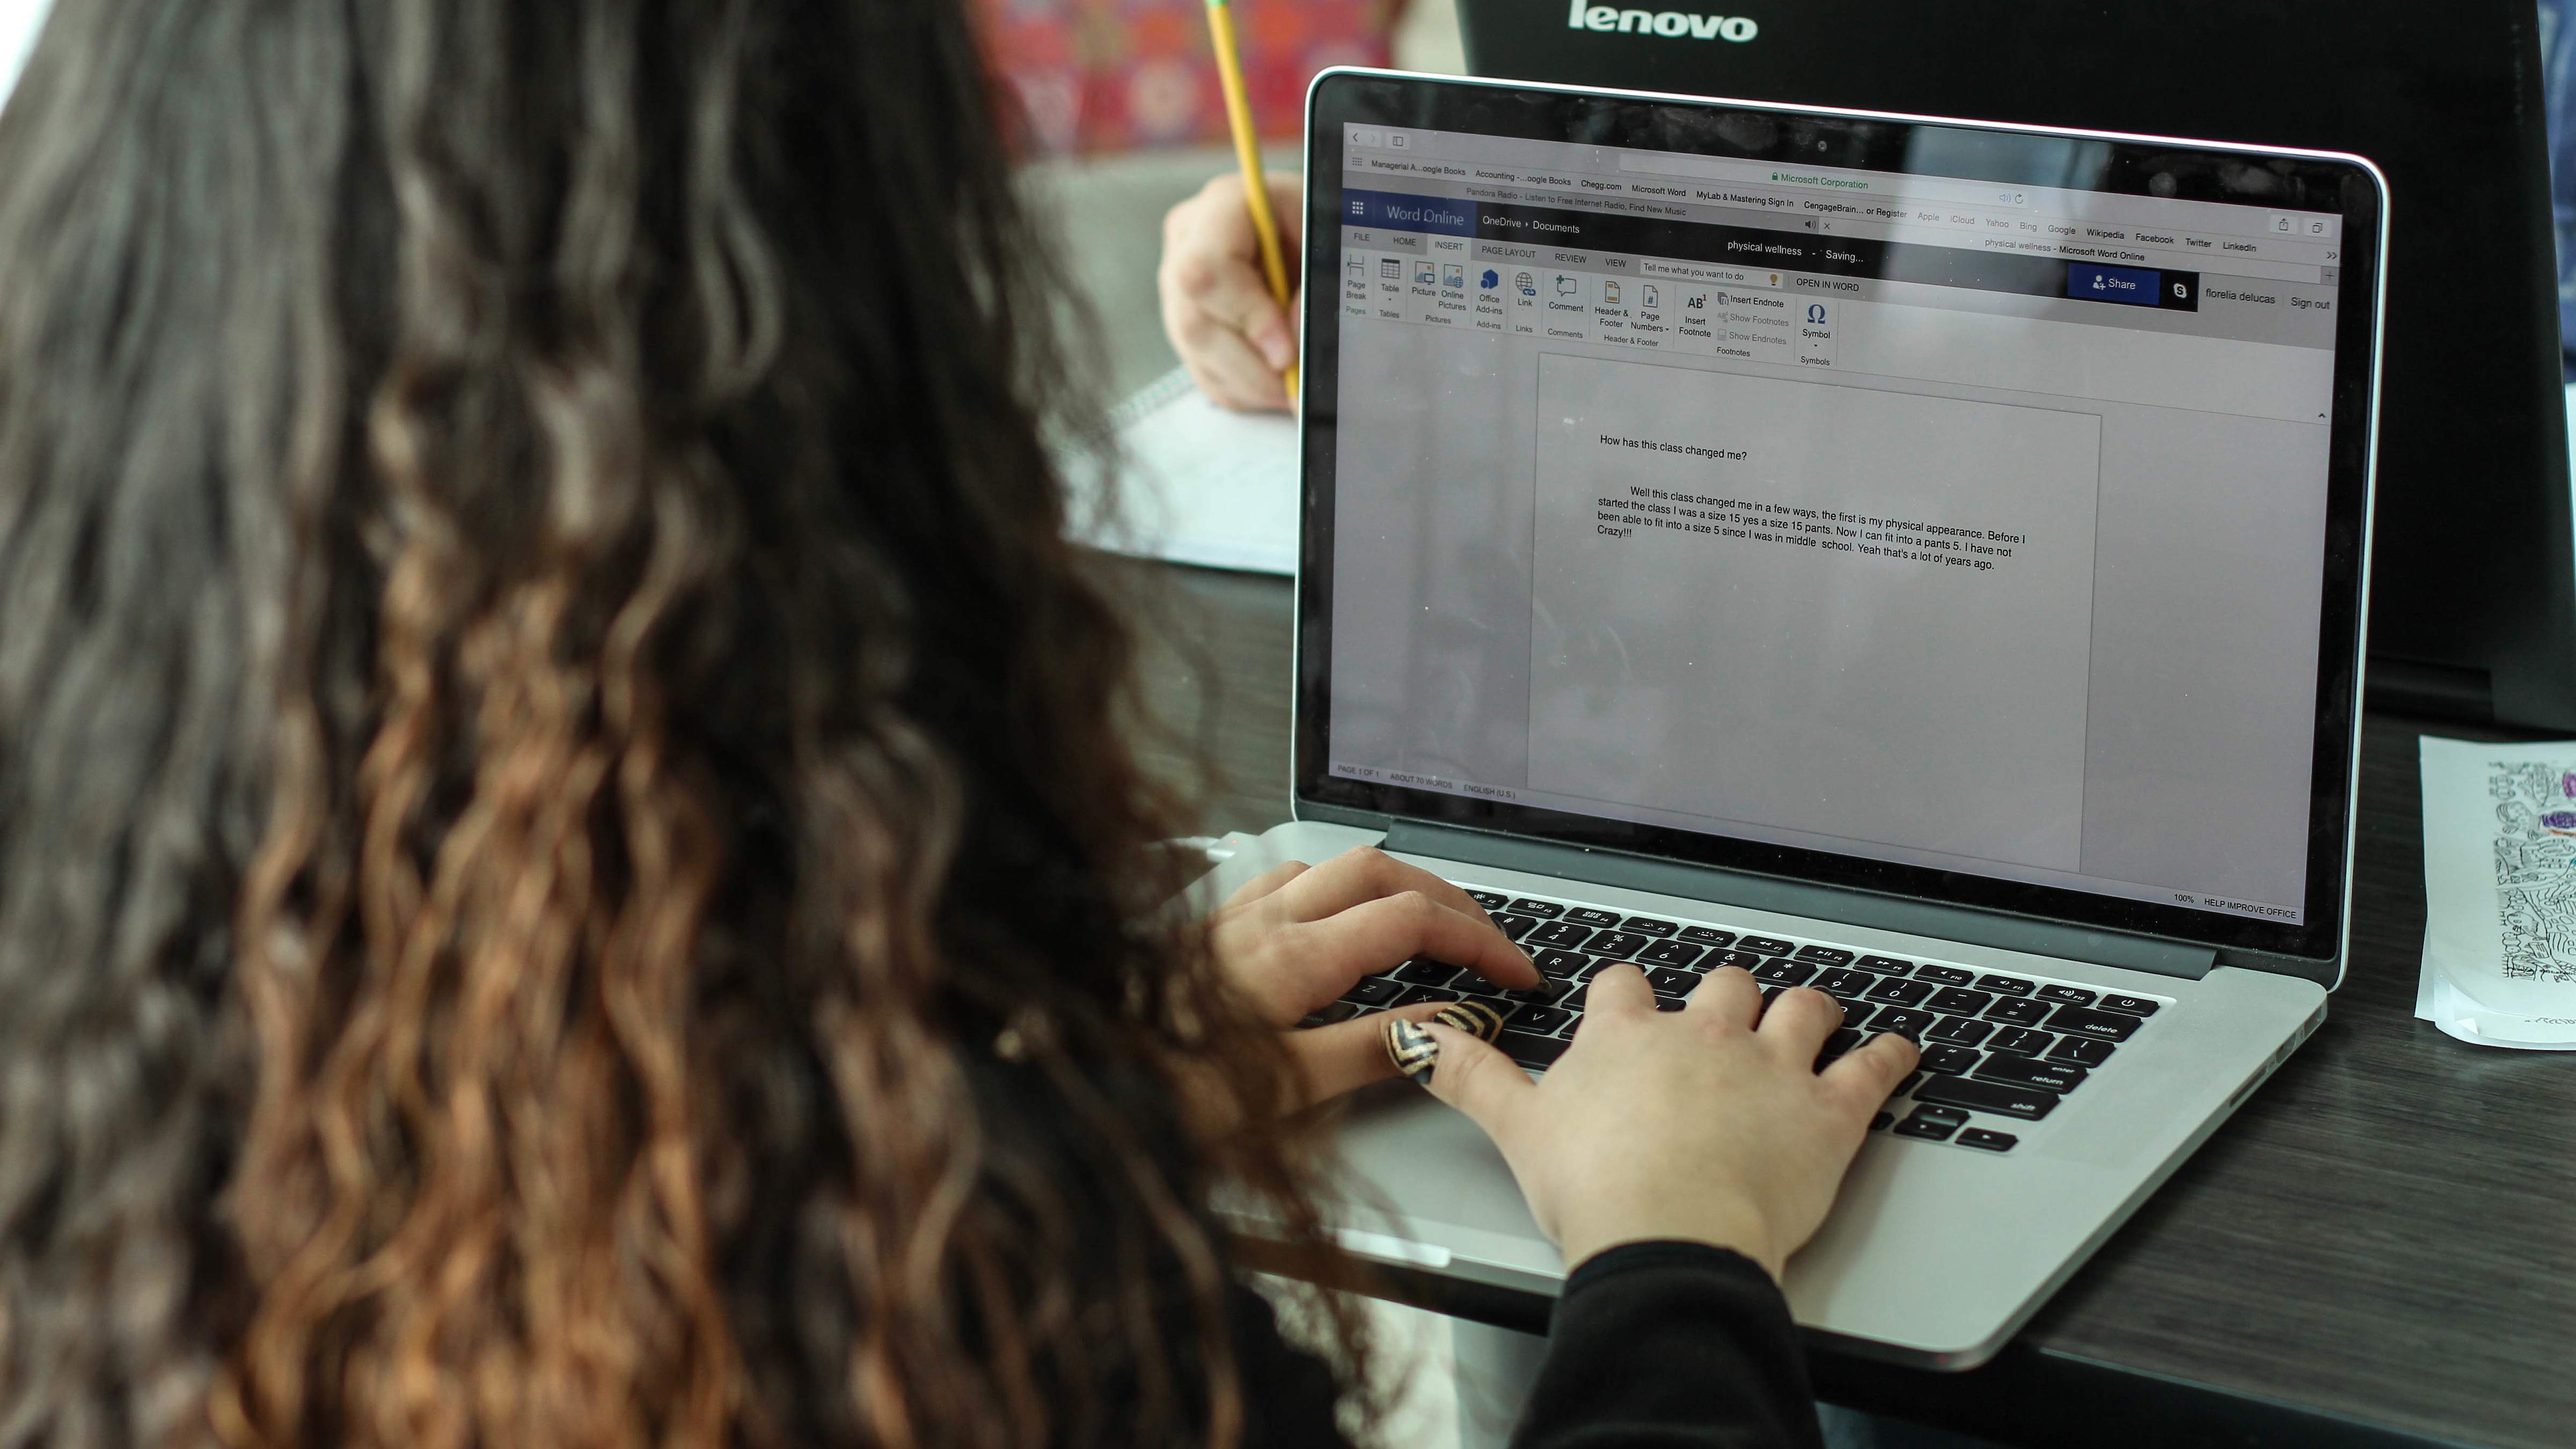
left=2046, top=1004, right=2142, bottom=1042
left=1896, top=1070, right=1925, bottom=1096
left=1491, top=913, right=1539, bottom=941
left=1908, top=1102, right=1968, bottom=1125
left=1512, top=1005, right=1574, bottom=1035
left=1532, top=948, right=1594, bottom=979
left=1913, top=1076, right=2060, bottom=1121
left=1343, top=977, right=1403, bottom=1006
left=1508, top=899, right=1564, bottom=918
left=1794, top=944, right=1854, bottom=965
left=2098, top=993, right=2162, bottom=1018
left=1870, top=1111, right=1895, bottom=1132
left=1528, top=920, right=1594, bottom=949
left=2047, top=1036, right=2115, bottom=1067
left=1751, top=959, right=1818, bottom=987
left=1581, top=930, right=1650, bottom=959
left=2035, top=984, right=2097, bottom=1006
left=1498, top=1030, right=1569, bottom=1069
left=1760, top=985, right=1784, bottom=1009
left=1869, top=1008, right=1937, bottom=1039
left=1985, top=997, right=2053, bottom=1027
left=1927, top=1015, right=1994, bottom=1046
left=1626, top=917, right=1682, bottom=938
left=1911, top=964, right=1975, bottom=986
left=1300, top=1001, right=1362, bottom=1026
left=1819, top=1027, right=1862, bottom=1060
left=1393, top=959, right=1462, bottom=986
left=1814, top=968, right=1875, bottom=997
left=1645, top=967, right=1701, bottom=997
left=1638, top=940, right=1707, bottom=969
left=1466, top=890, right=1510, bottom=910
left=1738, top=935, right=1795, bottom=956
left=1391, top=984, right=1464, bottom=1007
left=1894, top=1112, right=1959, bottom=1141
left=1924, top=987, right=1995, bottom=1016
left=1921, top=1044, right=1981, bottom=1075
left=1564, top=907, right=1622, bottom=928
left=1675, top=924, right=1731, bottom=944
left=1654, top=996, right=1686, bottom=1012
left=1834, top=999, right=1878, bottom=1031
left=1987, top=1026, right=2052, bottom=1055
left=1977, top=1056, right=2088, bottom=1093
left=1956, top=1128, right=2018, bottom=1152
left=1974, top=974, right=2036, bottom=996
left=1864, top=977, right=1934, bottom=1007
left=1857, top=955, right=1916, bottom=973
left=1706, top=949, right=1765, bottom=972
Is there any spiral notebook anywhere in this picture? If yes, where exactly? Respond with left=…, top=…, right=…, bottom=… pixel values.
left=1064, top=366, right=1298, bottom=576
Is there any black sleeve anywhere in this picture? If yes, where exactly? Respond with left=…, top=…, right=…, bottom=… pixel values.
left=1512, top=1241, right=1825, bottom=1449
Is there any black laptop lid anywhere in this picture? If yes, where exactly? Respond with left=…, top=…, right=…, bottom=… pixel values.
left=1458, top=0, right=2574, bottom=723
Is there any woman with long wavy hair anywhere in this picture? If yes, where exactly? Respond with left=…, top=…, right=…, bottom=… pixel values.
left=0, top=2, right=1915, bottom=1446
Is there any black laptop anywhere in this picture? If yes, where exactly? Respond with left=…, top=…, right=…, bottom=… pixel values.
left=1458, top=0, right=2576, bottom=726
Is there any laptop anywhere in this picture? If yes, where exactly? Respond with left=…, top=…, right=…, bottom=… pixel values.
left=1451, top=0, right=2575, bottom=730
left=1193, top=69, right=2384, bottom=1368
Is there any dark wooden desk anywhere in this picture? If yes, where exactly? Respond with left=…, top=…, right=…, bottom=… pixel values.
left=1116, top=557, right=2576, bottom=1449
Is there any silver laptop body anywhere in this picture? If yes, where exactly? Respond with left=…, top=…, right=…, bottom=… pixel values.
left=1214, top=70, right=2385, bottom=1369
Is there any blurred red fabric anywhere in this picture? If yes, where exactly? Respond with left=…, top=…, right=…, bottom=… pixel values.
left=976, top=0, right=1396, bottom=153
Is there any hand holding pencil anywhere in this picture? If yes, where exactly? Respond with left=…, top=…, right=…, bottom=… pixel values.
left=1202, top=0, right=1296, bottom=404
left=1159, top=170, right=1303, bottom=411
left=1155, top=1, right=1303, bottom=412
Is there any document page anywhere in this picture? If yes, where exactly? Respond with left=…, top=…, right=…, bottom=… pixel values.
left=1527, top=355, right=2104, bottom=870
left=1060, top=367, right=1298, bottom=576
left=2417, top=736, right=2576, bottom=1048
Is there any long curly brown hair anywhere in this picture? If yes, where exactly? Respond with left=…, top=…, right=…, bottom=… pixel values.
left=0, top=2, right=1366, bottom=1447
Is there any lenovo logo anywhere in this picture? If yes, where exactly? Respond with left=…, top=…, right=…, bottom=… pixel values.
left=1566, top=3, right=1759, bottom=41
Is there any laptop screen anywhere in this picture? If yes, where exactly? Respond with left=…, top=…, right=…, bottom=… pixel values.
left=1296, top=72, right=2383, bottom=962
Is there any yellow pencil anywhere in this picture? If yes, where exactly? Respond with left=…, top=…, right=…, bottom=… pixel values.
left=1203, top=0, right=1297, bottom=402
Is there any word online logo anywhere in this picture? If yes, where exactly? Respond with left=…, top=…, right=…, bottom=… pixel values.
left=1567, top=2, right=1759, bottom=41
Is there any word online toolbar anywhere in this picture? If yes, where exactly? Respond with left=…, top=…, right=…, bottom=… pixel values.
left=1344, top=247, right=1840, bottom=366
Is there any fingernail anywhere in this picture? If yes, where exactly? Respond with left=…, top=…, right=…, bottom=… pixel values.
left=1386, top=1002, right=1506, bottom=1085
left=1385, top=1018, right=1440, bottom=1083
left=1430, top=1000, right=1506, bottom=1044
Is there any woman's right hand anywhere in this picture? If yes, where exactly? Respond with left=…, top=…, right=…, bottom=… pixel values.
left=1419, top=964, right=1918, bottom=1280
left=1158, top=170, right=1303, bottom=412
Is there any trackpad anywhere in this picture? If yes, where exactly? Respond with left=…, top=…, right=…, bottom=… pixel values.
left=1327, top=1081, right=1552, bottom=1249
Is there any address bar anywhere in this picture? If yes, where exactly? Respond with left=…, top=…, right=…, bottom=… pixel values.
left=1617, top=153, right=2029, bottom=210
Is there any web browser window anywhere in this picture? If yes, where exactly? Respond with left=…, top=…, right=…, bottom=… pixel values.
left=1323, top=124, right=2349, bottom=926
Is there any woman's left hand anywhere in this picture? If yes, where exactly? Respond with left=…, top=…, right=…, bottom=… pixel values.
left=1203, top=846, right=1540, bottom=1115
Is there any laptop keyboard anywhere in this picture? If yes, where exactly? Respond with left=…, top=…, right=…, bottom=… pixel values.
left=1304, top=884, right=2167, bottom=1154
